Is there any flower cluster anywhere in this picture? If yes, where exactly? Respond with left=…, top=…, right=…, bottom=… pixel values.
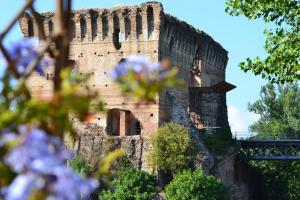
left=2, top=38, right=51, bottom=76
left=1, top=127, right=98, bottom=200
left=109, top=55, right=163, bottom=81
left=109, top=55, right=182, bottom=100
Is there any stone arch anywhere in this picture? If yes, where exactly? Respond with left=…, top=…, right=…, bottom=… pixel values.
left=106, top=108, right=120, bottom=136
left=106, top=108, right=142, bottom=136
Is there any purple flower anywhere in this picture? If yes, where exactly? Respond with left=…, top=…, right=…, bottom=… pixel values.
left=4, top=127, right=73, bottom=174
left=49, top=167, right=99, bottom=200
left=2, top=173, right=44, bottom=200
left=109, top=55, right=162, bottom=81
left=1, top=38, right=52, bottom=76
left=1, top=127, right=99, bottom=200
left=0, top=132, right=16, bottom=147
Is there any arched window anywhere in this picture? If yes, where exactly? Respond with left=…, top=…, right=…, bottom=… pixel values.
left=106, top=109, right=142, bottom=136
left=106, top=109, right=120, bottom=136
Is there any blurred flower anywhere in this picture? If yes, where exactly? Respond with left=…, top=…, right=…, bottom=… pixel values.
left=108, top=54, right=183, bottom=100
left=2, top=173, right=44, bottom=200
left=1, top=38, right=52, bottom=76
left=1, top=127, right=99, bottom=200
left=109, top=55, right=162, bottom=81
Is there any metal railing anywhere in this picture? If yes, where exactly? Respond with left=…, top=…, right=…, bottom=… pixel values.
left=233, top=132, right=300, bottom=141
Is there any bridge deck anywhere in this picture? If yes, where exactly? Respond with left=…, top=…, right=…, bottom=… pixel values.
left=237, top=139, right=300, bottom=160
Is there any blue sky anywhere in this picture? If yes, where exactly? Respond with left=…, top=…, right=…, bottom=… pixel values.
left=0, top=0, right=268, bottom=132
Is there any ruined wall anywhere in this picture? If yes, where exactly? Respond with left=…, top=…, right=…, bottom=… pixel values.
left=212, top=151, right=250, bottom=200
left=19, top=1, right=234, bottom=176
left=65, top=122, right=151, bottom=171
left=19, top=2, right=164, bottom=137
left=158, top=13, right=230, bottom=129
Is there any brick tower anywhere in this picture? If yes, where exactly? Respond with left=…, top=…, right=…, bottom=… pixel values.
left=19, top=2, right=235, bottom=169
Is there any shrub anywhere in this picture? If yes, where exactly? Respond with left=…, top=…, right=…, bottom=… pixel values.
left=201, top=128, right=235, bottom=154
left=148, top=123, right=196, bottom=174
left=100, top=168, right=157, bottom=200
left=166, top=169, right=229, bottom=200
left=68, top=155, right=92, bottom=177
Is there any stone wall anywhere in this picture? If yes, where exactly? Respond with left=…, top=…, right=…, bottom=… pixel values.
left=20, top=2, right=164, bottom=137
left=158, top=11, right=231, bottom=129
left=212, top=151, right=250, bottom=200
left=66, top=122, right=152, bottom=172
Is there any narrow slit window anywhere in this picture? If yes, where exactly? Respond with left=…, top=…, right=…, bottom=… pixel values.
left=102, top=16, right=109, bottom=40
left=147, top=6, right=154, bottom=39
left=136, top=11, right=142, bottom=39
left=91, top=13, right=98, bottom=40
left=125, top=17, right=131, bottom=40
left=113, top=14, right=121, bottom=50
left=80, top=17, right=87, bottom=41
left=28, top=19, right=34, bottom=37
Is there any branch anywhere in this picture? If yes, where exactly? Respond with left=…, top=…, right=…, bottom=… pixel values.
left=29, top=4, right=46, bottom=40
left=0, top=0, right=35, bottom=78
left=0, top=0, right=34, bottom=40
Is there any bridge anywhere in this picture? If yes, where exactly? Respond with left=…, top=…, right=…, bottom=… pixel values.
left=235, top=133, right=300, bottom=160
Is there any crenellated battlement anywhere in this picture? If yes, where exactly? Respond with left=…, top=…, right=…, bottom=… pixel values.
left=19, top=2, right=163, bottom=45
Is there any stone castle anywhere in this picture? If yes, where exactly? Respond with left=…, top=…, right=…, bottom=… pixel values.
left=19, top=2, right=235, bottom=171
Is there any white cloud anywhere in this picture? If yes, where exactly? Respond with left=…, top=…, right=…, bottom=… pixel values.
left=228, top=105, right=259, bottom=136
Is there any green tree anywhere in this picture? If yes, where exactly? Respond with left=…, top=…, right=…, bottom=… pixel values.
left=248, top=83, right=300, bottom=137
left=165, top=169, right=229, bottom=200
left=100, top=168, right=157, bottom=200
left=247, top=83, right=300, bottom=200
left=148, top=123, right=196, bottom=174
left=226, top=0, right=300, bottom=83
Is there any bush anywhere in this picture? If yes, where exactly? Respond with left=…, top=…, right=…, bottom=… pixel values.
left=68, top=155, right=92, bottom=177
left=148, top=123, right=196, bottom=174
left=100, top=168, right=157, bottom=200
left=201, top=128, right=235, bottom=154
left=166, top=169, right=229, bottom=200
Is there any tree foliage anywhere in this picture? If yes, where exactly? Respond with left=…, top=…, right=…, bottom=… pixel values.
left=249, top=160, right=300, bottom=200
left=247, top=83, right=300, bottom=200
left=148, top=123, right=196, bottom=174
left=248, top=83, right=300, bottom=137
left=201, top=128, right=234, bottom=154
left=226, top=0, right=300, bottom=83
left=100, top=168, right=157, bottom=200
left=165, top=169, right=229, bottom=200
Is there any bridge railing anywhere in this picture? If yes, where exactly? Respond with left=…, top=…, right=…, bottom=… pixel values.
left=233, top=132, right=300, bottom=141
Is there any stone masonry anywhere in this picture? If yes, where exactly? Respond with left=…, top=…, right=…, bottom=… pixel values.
left=19, top=2, right=235, bottom=172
